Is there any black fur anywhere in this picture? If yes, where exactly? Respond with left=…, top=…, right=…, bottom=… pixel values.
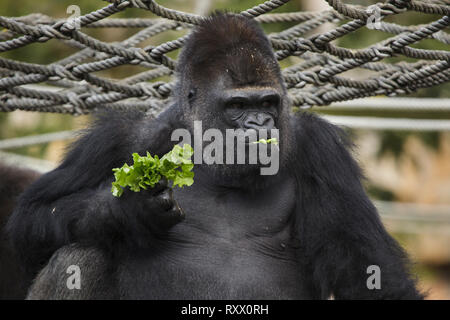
left=27, top=244, right=116, bottom=300
left=291, top=113, right=421, bottom=299
left=6, top=13, right=423, bottom=299
left=0, top=164, right=39, bottom=299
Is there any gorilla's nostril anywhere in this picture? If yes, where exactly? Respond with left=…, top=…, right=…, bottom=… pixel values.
left=263, top=117, right=273, bottom=126
left=244, top=113, right=274, bottom=129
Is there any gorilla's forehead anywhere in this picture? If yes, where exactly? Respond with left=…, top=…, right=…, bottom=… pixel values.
left=190, top=49, right=280, bottom=88
left=193, top=70, right=282, bottom=95
left=212, top=65, right=283, bottom=90
left=223, top=51, right=279, bottom=83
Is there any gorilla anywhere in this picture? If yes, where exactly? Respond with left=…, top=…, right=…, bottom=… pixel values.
left=6, top=13, right=423, bottom=299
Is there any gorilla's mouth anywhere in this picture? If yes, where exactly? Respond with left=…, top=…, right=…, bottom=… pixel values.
left=233, top=129, right=278, bottom=144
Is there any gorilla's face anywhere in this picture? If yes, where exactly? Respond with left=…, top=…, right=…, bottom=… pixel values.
left=199, top=77, right=284, bottom=134
left=220, top=87, right=280, bottom=132
left=185, top=70, right=290, bottom=189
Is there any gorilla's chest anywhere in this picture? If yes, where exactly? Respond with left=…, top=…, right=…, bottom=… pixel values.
left=116, top=177, right=309, bottom=299
left=174, top=175, right=298, bottom=236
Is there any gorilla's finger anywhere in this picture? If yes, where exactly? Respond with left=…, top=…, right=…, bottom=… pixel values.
left=160, top=199, right=185, bottom=228
left=145, top=178, right=168, bottom=196
left=173, top=200, right=185, bottom=219
left=155, top=189, right=173, bottom=211
left=156, top=177, right=168, bottom=190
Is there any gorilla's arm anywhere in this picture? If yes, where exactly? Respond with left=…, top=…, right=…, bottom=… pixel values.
left=6, top=108, right=180, bottom=274
left=292, top=112, right=423, bottom=300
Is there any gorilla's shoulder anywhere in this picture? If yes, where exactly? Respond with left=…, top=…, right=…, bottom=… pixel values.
left=290, top=111, right=353, bottom=149
left=289, top=111, right=360, bottom=181
left=27, top=244, right=116, bottom=300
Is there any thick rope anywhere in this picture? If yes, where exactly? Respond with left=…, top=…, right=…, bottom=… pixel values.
left=0, top=0, right=448, bottom=114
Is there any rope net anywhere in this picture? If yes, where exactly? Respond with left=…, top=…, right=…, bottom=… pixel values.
left=0, top=0, right=448, bottom=115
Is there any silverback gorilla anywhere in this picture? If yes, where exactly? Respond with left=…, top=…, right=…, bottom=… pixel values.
left=7, top=14, right=422, bottom=299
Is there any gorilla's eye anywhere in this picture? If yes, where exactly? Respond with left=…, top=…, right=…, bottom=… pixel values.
left=262, top=100, right=271, bottom=108
left=226, top=97, right=247, bottom=109
left=261, top=94, right=280, bottom=109
left=230, top=102, right=243, bottom=109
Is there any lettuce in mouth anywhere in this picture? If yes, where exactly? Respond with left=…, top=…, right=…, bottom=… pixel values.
left=252, top=138, right=278, bottom=145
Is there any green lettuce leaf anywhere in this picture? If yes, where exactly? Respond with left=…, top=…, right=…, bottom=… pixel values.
left=252, top=138, right=279, bottom=145
left=111, top=144, right=194, bottom=197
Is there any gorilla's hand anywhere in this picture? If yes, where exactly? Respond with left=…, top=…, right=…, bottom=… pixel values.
left=139, top=178, right=185, bottom=231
